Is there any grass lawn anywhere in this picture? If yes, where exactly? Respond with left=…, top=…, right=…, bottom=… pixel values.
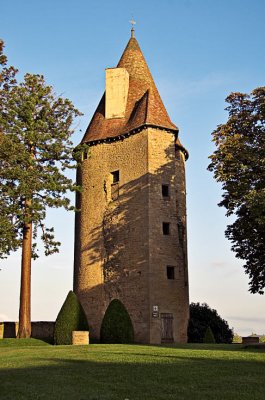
left=0, top=340, right=265, bottom=400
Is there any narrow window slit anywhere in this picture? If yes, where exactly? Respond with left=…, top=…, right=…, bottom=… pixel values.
left=163, top=222, right=170, bottom=235
left=111, top=170, right=120, bottom=200
left=167, top=266, right=175, bottom=280
left=162, top=184, right=169, bottom=198
left=111, top=170, right=119, bottom=183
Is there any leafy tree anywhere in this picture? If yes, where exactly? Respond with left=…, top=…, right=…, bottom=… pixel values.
left=54, top=291, right=89, bottom=345
left=208, top=87, right=265, bottom=294
left=232, top=333, right=242, bottom=343
left=100, top=299, right=134, bottom=344
left=188, top=302, right=233, bottom=343
left=203, top=326, right=216, bottom=343
left=0, top=40, right=83, bottom=338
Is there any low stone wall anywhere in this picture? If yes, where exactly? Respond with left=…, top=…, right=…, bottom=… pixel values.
left=242, top=336, right=259, bottom=344
left=0, top=322, right=18, bottom=338
left=0, top=321, right=55, bottom=341
left=31, top=322, right=55, bottom=341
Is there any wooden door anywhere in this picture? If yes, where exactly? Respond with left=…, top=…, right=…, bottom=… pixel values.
left=161, top=313, right=174, bottom=343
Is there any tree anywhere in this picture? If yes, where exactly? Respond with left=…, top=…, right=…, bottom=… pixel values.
left=54, top=291, right=89, bottom=345
left=232, top=333, right=242, bottom=343
left=188, top=302, right=233, bottom=343
left=0, top=40, right=19, bottom=257
left=208, top=87, right=265, bottom=294
left=0, top=40, right=83, bottom=338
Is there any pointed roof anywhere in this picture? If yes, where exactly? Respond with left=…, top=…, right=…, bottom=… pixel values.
left=81, top=36, right=178, bottom=144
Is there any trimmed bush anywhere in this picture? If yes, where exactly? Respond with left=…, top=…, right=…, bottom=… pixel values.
left=203, top=326, right=216, bottom=343
left=100, top=299, right=134, bottom=344
left=54, top=291, right=89, bottom=345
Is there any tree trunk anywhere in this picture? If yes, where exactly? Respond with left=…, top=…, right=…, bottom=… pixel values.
left=17, top=221, right=32, bottom=338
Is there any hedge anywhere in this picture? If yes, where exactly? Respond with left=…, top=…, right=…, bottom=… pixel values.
left=100, top=299, right=134, bottom=344
left=54, top=291, right=89, bottom=345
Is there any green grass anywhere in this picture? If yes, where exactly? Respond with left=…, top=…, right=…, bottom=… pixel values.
left=0, top=340, right=265, bottom=400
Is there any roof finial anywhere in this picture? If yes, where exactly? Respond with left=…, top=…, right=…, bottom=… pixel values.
left=129, top=18, right=136, bottom=38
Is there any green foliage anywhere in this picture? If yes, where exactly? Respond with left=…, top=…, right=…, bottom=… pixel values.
left=259, top=335, right=265, bottom=343
left=233, top=333, right=242, bottom=343
left=0, top=40, right=19, bottom=257
left=0, top=39, right=17, bottom=91
left=188, top=302, right=233, bottom=344
left=54, top=291, right=89, bottom=345
left=208, top=87, right=265, bottom=294
left=0, top=40, right=83, bottom=259
left=100, top=299, right=134, bottom=344
left=203, top=326, right=216, bottom=343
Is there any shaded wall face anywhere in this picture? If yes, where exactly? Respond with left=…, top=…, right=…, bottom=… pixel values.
left=147, top=129, right=189, bottom=343
left=175, top=151, right=189, bottom=294
left=74, top=131, right=150, bottom=342
left=74, top=128, right=189, bottom=343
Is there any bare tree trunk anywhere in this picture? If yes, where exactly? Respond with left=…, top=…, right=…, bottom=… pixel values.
left=17, top=221, right=32, bottom=338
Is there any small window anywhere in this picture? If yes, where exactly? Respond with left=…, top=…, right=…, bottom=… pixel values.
left=111, top=170, right=119, bottom=183
left=163, top=222, right=170, bottom=235
left=162, top=184, right=169, bottom=198
left=167, top=266, right=175, bottom=280
left=83, top=151, right=88, bottom=160
left=111, top=170, right=119, bottom=201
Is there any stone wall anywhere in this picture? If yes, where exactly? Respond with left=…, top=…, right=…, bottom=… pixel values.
left=74, top=127, right=189, bottom=344
left=0, top=322, right=18, bottom=338
left=74, top=130, right=150, bottom=342
left=147, top=128, right=189, bottom=343
left=242, top=336, right=260, bottom=344
left=31, top=321, right=55, bottom=340
left=0, top=322, right=55, bottom=341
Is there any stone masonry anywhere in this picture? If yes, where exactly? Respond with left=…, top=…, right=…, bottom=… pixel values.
left=73, top=31, right=189, bottom=344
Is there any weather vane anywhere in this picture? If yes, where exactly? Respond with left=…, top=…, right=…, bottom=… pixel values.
left=129, top=18, right=136, bottom=37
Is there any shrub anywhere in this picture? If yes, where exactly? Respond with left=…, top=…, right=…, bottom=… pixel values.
left=54, top=291, right=89, bottom=345
left=188, top=302, right=233, bottom=344
left=203, top=326, right=216, bottom=343
left=233, top=333, right=242, bottom=343
left=100, top=299, right=134, bottom=344
left=260, top=335, right=265, bottom=343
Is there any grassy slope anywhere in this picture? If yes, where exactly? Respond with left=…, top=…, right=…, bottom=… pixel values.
left=0, top=340, right=264, bottom=400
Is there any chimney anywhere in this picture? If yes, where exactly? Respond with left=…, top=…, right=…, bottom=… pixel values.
left=105, top=68, right=129, bottom=119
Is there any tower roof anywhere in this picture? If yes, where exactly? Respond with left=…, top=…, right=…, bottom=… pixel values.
left=81, top=36, right=178, bottom=144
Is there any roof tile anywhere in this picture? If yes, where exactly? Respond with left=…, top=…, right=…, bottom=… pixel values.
left=81, top=36, right=178, bottom=143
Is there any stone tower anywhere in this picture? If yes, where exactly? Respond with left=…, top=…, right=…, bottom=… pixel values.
left=74, top=31, right=189, bottom=344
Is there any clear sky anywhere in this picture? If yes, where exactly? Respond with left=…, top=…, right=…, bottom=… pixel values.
left=0, top=0, right=264, bottom=336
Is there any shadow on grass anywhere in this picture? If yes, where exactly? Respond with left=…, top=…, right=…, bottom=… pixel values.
left=1, top=349, right=265, bottom=400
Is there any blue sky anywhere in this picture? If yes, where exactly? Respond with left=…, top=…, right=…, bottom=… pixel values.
left=0, top=0, right=264, bottom=336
